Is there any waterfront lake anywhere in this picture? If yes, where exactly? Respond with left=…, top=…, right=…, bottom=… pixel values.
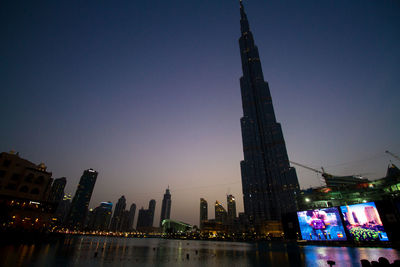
left=0, top=236, right=399, bottom=266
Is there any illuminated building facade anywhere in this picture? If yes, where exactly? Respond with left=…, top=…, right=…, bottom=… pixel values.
left=65, top=169, right=98, bottom=229
left=227, top=195, right=237, bottom=224
left=0, top=151, right=56, bottom=229
left=237, top=1, right=299, bottom=225
left=215, top=201, right=227, bottom=224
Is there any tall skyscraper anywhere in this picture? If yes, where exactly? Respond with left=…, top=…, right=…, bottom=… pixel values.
left=110, top=195, right=126, bottom=232
left=227, top=195, right=237, bottom=223
left=65, top=169, right=98, bottom=229
left=159, top=187, right=171, bottom=227
left=136, top=199, right=156, bottom=231
left=215, top=201, right=227, bottom=224
left=238, top=0, right=299, bottom=224
left=200, top=198, right=208, bottom=229
left=48, top=177, right=67, bottom=204
left=127, top=203, right=136, bottom=231
left=149, top=199, right=156, bottom=226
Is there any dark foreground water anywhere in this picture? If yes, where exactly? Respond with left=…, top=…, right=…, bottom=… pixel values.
left=0, top=236, right=399, bottom=267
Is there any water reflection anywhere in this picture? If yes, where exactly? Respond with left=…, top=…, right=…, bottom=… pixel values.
left=0, top=236, right=399, bottom=267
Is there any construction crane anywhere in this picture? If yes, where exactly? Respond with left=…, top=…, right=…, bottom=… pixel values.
left=385, top=150, right=400, bottom=162
left=290, top=161, right=369, bottom=188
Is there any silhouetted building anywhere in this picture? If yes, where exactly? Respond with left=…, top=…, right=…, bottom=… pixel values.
left=200, top=198, right=208, bottom=229
left=237, top=1, right=299, bottom=225
left=136, top=199, right=156, bottom=231
left=88, top=201, right=113, bottom=231
left=227, top=195, right=237, bottom=224
left=54, top=193, right=72, bottom=225
left=215, top=201, right=227, bottom=224
left=65, top=169, right=98, bottom=229
left=160, top=187, right=171, bottom=227
left=48, top=177, right=66, bottom=204
left=127, top=203, right=136, bottom=231
left=110, top=195, right=126, bottom=232
left=119, top=210, right=130, bottom=232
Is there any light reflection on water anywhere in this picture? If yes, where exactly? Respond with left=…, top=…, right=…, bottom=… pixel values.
left=0, top=236, right=399, bottom=267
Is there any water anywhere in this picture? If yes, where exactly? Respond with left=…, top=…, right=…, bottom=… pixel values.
left=0, top=236, right=399, bottom=266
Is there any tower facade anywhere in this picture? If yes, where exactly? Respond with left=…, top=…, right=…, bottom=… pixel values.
left=48, top=177, right=67, bottom=204
left=110, top=195, right=126, bottom=231
left=127, top=203, right=136, bottom=231
left=200, top=198, right=208, bottom=229
left=159, top=187, right=171, bottom=227
left=136, top=199, right=156, bottom=231
left=215, top=201, right=227, bottom=224
left=238, top=1, right=299, bottom=224
left=227, top=194, right=237, bottom=223
left=65, top=169, right=98, bottom=229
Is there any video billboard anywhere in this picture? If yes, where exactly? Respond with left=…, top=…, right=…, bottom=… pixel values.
left=297, top=207, right=347, bottom=241
left=340, top=202, right=389, bottom=242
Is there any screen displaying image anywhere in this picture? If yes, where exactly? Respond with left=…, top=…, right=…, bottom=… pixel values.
left=297, top=207, right=347, bottom=241
left=340, top=202, right=389, bottom=242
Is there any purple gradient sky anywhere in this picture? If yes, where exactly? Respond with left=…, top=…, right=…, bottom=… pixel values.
left=1, top=0, right=399, bottom=226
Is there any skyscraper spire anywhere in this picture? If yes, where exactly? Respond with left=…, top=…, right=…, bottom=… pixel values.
left=238, top=1, right=300, bottom=225
left=239, top=0, right=249, bottom=34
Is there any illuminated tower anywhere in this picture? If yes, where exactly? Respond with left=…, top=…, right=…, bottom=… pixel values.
left=215, top=201, right=227, bottom=224
left=65, top=169, right=98, bottom=229
left=238, top=0, right=299, bottom=224
left=227, top=195, right=237, bottom=223
left=159, top=187, right=172, bottom=227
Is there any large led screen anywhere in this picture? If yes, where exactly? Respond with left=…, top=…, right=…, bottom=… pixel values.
left=297, top=207, right=347, bottom=241
left=340, top=202, right=389, bottom=242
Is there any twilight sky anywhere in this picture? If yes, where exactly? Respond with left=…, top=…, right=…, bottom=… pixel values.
left=1, top=0, right=399, bottom=226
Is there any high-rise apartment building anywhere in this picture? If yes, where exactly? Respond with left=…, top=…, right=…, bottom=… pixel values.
left=237, top=0, right=299, bottom=224
left=136, top=199, right=156, bottom=231
left=127, top=203, right=136, bottom=231
left=110, top=195, right=126, bottom=232
left=65, top=169, right=98, bottom=229
left=227, top=195, right=237, bottom=223
left=200, top=198, right=208, bottom=229
left=159, top=187, right=171, bottom=227
left=215, top=201, right=227, bottom=224
left=48, top=177, right=66, bottom=204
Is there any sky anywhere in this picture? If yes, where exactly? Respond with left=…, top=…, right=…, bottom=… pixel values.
left=1, top=0, right=399, bottom=226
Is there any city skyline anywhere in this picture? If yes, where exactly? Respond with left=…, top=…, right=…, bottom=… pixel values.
left=1, top=0, right=399, bottom=226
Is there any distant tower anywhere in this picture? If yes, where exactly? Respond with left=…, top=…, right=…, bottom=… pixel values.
left=238, top=0, right=300, bottom=224
left=110, top=195, right=126, bottom=232
left=227, top=195, right=237, bottom=223
left=215, top=201, right=227, bottom=224
left=200, top=198, right=208, bottom=229
left=149, top=199, right=156, bottom=226
left=127, top=203, right=136, bottom=231
left=48, top=177, right=67, bottom=204
left=136, top=199, right=156, bottom=231
left=65, top=169, right=98, bottom=229
left=160, top=187, right=172, bottom=227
